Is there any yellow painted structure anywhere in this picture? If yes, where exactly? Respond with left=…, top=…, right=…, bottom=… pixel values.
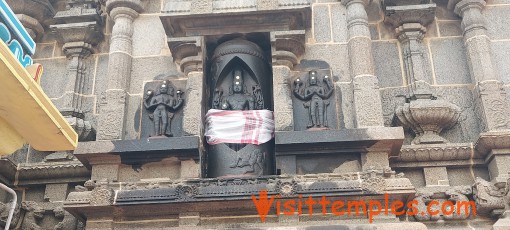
left=0, top=40, right=77, bottom=156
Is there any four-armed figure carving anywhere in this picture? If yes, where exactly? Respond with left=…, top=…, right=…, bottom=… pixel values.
left=216, top=68, right=261, bottom=111
left=144, top=80, right=184, bottom=137
left=294, top=70, right=333, bottom=129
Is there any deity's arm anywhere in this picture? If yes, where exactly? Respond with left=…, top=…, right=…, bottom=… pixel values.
left=172, top=97, right=184, bottom=110
left=321, top=78, right=334, bottom=99
left=293, top=80, right=306, bottom=100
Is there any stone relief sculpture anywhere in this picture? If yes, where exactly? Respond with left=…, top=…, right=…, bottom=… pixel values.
left=206, top=38, right=274, bottom=178
left=293, top=70, right=333, bottom=129
left=20, top=201, right=44, bottom=230
left=411, top=187, right=472, bottom=221
left=144, top=80, right=184, bottom=137
left=473, top=177, right=506, bottom=213
left=54, top=207, right=84, bottom=230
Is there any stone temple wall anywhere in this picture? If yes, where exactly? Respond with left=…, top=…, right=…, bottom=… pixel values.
left=1, top=0, right=510, bottom=229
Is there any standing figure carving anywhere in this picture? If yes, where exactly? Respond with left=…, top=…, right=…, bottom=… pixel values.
left=293, top=70, right=333, bottom=129
left=144, top=80, right=184, bottom=137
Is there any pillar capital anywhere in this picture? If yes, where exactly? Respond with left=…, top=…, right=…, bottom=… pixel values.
left=105, top=0, right=143, bottom=17
left=396, top=23, right=427, bottom=43
left=270, top=30, right=305, bottom=69
left=453, top=0, right=486, bottom=17
left=341, top=0, right=372, bottom=7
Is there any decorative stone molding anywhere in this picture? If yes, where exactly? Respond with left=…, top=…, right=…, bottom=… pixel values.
left=396, top=143, right=474, bottom=162
left=270, top=30, right=305, bottom=69
left=475, top=131, right=510, bottom=157
left=163, top=0, right=311, bottom=14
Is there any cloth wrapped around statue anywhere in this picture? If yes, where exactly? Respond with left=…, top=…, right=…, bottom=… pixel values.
left=205, top=109, right=275, bottom=145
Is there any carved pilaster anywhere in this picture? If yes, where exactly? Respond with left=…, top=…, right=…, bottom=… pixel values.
left=168, top=36, right=204, bottom=136
left=270, top=31, right=304, bottom=131
left=51, top=0, right=105, bottom=141
left=383, top=2, right=461, bottom=144
left=452, top=0, right=510, bottom=132
left=341, top=0, right=384, bottom=128
left=97, top=0, right=143, bottom=140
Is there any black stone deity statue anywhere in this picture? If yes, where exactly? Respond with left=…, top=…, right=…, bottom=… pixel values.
left=207, top=38, right=273, bottom=178
left=293, top=70, right=333, bottom=129
left=144, top=80, right=184, bottom=137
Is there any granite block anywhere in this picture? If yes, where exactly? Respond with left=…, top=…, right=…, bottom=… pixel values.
left=373, top=41, right=403, bottom=88
left=430, top=38, right=471, bottom=84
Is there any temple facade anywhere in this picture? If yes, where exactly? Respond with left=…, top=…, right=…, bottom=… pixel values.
left=1, top=0, right=510, bottom=229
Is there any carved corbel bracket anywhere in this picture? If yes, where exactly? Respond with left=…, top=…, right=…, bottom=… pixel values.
left=270, top=30, right=305, bottom=69
left=6, top=0, right=56, bottom=39
left=383, top=1, right=436, bottom=29
left=168, top=36, right=204, bottom=75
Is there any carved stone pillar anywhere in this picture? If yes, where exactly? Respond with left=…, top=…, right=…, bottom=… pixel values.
left=97, top=0, right=143, bottom=140
left=452, top=0, right=510, bottom=132
left=341, top=0, right=384, bottom=128
left=270, top=30, right=305, bottom=131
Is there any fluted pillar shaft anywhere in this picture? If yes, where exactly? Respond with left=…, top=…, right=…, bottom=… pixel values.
left=341, top=0, right=384, bottom=128
left=97, top=0, right=143, bottom=140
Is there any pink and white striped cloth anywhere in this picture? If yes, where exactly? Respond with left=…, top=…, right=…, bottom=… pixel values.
left=205, top=109, right=275, bottom=145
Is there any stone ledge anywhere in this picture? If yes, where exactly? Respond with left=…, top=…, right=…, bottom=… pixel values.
left=275, top=127, right=404, bottom=157
left=475, top=131, right=510, bottom=157
left=73, top=136, right=200, bottom=168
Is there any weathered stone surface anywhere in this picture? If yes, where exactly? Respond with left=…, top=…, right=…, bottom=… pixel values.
left=124, top=94, right=142, bottom=140
left=182, top=72, right=204, bottom=136
left=129, top=55, right=179, bottom=94
left=38, top=58, right=71, bottom=98
left=44, top=183, right=69, bottom=202
left=438, top=20, right=462, bottom=37
left=132, top=15, right=168, bottom=57
left=273, top=66, right=294, bottom=131
left=335, top=82, right=355, bottom=129
left=33, top=43, right=55, bottom=59
left=331, top=3, right=348, bottom=43
left=430, top=38, right=471, bottom=84
left=492, top=41, right=510, bottom=84
left=302, top=44, right=349, bottom=82
left=373, top=41, right=403, bottom=88
left=353, top=75, right=385, bottom=127
left=313, top=4, right=332, bottom=43
left=423, top=167, right=449, bottom=186
left=484, top=5, right=510, bottom=40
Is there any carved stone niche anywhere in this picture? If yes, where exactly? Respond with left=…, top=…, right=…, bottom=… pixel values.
left=291, top=62, right=336, bottom=131
left=206, top=38, right=274, bottom=178
left=141, top=78, right=186, bottom=138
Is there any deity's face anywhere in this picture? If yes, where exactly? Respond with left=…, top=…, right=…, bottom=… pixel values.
left=309, top=71, right=317, bottom=85
left=160, top=84, right=168, bottom=93
left=233, top=69, right=243, bottom=93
